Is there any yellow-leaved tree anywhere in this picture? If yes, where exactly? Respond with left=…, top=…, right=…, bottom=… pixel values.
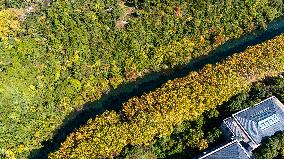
left=0, top=8, right=23, bottom=40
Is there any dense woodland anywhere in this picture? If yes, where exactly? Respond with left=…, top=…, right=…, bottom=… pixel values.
left=50, top=34, right=284, bottom=158
left=0, top=0, right=283, bottom=158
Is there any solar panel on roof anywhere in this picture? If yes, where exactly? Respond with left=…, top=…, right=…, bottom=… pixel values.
left=197, top=97, right=284, bottom=159
left=233, top=97, right=284, bottom=144
left=258, top=114, right=280, bottom=130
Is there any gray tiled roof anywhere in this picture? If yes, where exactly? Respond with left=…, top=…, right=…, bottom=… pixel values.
left=199, top=140, right=251, bottom=159
left=233, top=97, right=284, bottom=144
left=223, top=117, right=252, bottom=143
left=198, top=97, right=284, bottom=159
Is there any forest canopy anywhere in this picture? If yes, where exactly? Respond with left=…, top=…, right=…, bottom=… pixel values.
left=0, top=0, right=283, bottom=158
left=49, top=33, right=284, bottom=158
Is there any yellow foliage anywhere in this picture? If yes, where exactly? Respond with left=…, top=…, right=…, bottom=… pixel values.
left=153, top=38, right=196, bottom=68
left=198, top=139, right=209, bottom=151
left=6, top=149, right=16, bottom=159
left=0, top=9, right=22, bottom=40
left=71, top=51, right=80, bottom=63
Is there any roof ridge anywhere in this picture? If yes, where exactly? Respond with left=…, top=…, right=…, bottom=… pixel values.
left=232, top=114, right=259, bottom=145
left=231, top=96, right=278, bottom=145
left=199, top=140, right=250, bottom=159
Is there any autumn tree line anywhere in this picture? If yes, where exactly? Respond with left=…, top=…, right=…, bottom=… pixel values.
left=119, top=74, right=284, bottom=158
left=0, top=0, right=283, bottom=158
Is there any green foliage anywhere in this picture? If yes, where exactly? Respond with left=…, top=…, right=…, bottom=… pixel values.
left=0, top=0, right=283, bottom=158
left=254, top=129, right=284, bottom=159
left=0, top=0, right=50, bottom=9
left=49, top=34, right=284, bottom=158
left=118, top=146, right=158, bottom=159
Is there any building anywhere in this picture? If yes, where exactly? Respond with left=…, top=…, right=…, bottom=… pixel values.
left=198, top=96, right=284, bottom=159
left=199, top=140, right=251, bottom=159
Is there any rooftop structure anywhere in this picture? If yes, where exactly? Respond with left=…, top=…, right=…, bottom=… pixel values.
left=222, top=96, right=284, bottom=150
left=199, top=140, right=251, bottom=159
left=198, top=96, right=284, bottom=159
